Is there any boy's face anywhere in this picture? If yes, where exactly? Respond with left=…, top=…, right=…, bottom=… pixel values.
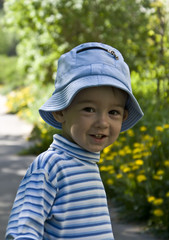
left=53, top=86, right=128, bottom=152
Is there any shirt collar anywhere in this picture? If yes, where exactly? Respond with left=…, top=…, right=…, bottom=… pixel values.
left=49, top=134, right=100, bottom=163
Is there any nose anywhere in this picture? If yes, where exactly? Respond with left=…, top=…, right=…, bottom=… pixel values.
left=95, top=112, right=109, bottom=129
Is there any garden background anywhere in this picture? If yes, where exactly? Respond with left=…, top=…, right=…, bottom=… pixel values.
left=0, top=0, right=169, bottom=237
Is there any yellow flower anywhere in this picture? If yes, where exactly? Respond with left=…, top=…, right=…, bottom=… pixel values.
left=17, top=111, right=22, bottom=117
left=142, top=135, right=153, bottom=141
left=153, top=198, right=163, bottom=205
left=166, top=192, right=169, bottom=197
left=116, top=173, right=123, bottom=179
left=147, top=142, right=153, bottom=148
left=132, top=165, right=140, bottom=171
left=120, top=164, right=130, bottom=172
left=127, top=129, right=135, bottom=137
left=100, top=166, right=108, bottom=171
left=142, top=151, right=152, bottom=157
left=153, top=209, right=164, bottom=217
left=120, top=137, right=127, bottom=142
left=112, top=141, right=121, bottom=147
left=41, top=127, right=48, bottom=134
left=133, top=154, right=143, bottom=159
left=135, top=159, right=144, bottom=165
left=140, top=126, right=147, bottom=132
left=155, top=126, right=163, bottom=132
left=122, top=167, right=131, bottom=173
left=128, top=173, right=135, bottom=179
left=107, top=179, right=114, bottom=185
left=133, top=148, right=142, bottom=154
left=99, top=158, right=104, bottom=164
left=157, top=141, right=162, bottom=147
left=164, top=160, right=169, bottom=167
left=103, top=146, right=111, bottom=154
left=118, top=150, right=126, bottom=156
left=106, top=165, right=114, bottom=171
left=153, top=175, right=162, bottom=180
left=137, top=175, right=147, bottom=182
left=164, top=124, right=169, bottom=129
left=156, top=170, right=164, bottom=175
left=40, top=117, right=45, bottom=123
left=147, top=196, right=155, bottom=203
left=123, top=146, right=132, bottom=154
left=133, top=143, right=144, bottom=148
left=106, top=156, right=114, bottom=161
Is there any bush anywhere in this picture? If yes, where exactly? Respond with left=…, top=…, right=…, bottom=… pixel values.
left=99, top=124, right=169, bottom=235
left=6, top=82, right=53, bottom=122
left=24, top=122, right=60, bottom=155
left=0, top=55, right=24, bottom=93
left=0, top=10, right=17, bottom=55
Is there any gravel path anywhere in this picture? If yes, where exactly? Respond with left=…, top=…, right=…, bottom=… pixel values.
left=0, top=94, right=159, bottom=240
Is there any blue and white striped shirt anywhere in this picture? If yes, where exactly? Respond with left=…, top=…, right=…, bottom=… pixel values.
left=6, top=134, right=114, bottom=240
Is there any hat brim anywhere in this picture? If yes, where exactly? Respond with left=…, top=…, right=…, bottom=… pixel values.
left=39, top=75, right=143, bottom=132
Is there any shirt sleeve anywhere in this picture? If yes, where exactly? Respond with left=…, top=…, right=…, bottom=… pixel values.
left=6, top=169, right=57, bottom=240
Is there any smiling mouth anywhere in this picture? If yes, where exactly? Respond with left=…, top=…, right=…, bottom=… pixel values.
left=92, top=134, right=106, bottom=139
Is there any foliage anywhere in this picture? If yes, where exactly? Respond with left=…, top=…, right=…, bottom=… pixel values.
left=3, top=0, right=169, bottom=95
left=131, top=70, right=169, bottom=127
left=22, top=122, right=58, bottom=155
left=3, top=0, right=153, bottom=84
left=0, top=11, right=20, bottom=93
left=0, top=55, right=24, bottom=93
left=141, top=0, right=169, bottom=98
left=6, top=86, right=34, bottom=113
left=6, top=83, right=53, bottom=122
left=0, top=10, right=17, bottom=55
left=100, top=124, right=169, bottom=234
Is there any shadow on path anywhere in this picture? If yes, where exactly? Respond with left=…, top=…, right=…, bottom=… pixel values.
left=0, top=134, right=35, bottom=239
left=0, top=94, right=35, bottom=238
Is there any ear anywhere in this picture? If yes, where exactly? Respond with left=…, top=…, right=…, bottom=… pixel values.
left=123, top=109, right=128, bottom=122
left=52, top=111, right=65, bottom=123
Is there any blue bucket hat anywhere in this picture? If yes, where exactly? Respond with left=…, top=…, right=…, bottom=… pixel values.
left=39, top=42, right=143, bottom=132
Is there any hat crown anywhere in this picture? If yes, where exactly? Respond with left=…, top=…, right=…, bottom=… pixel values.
left=54, top=42, right=131, bottom=93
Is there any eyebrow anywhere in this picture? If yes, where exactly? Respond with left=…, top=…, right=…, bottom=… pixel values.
left=78, top=100, right=95, bottom=104
left=77, top=99, right=125, bottom=108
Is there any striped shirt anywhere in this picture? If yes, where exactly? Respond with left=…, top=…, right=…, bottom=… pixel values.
left=6, top=134, right=114, bottom=240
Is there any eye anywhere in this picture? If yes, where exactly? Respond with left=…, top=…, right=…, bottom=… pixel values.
left=83, top=107, right=95, bottom=113
left=109, top=110, right=120, bottom=115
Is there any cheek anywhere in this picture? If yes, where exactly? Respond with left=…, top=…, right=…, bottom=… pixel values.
left=70, top=121, right=88, bottom=140
left=110, top=121, right=122, bottom=137
left=69, top=126, right=84, bottom=145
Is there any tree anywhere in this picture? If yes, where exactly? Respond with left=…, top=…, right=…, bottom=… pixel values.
left=3, top=0, right=169, bottom=97
left=4, top=0, right=152, bottom=84
left=145, top=0, right=169, bottom=98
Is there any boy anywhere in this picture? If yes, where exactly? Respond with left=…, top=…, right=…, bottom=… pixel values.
left=6, top=42, right=143, bottom=240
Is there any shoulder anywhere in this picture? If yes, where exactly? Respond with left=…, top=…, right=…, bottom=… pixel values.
left=28, top=149, right=63, bottom=172
left=24, top=149, right=74, bottom=186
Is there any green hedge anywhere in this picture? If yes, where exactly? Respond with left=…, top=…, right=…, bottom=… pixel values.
left=0, top=55, right=24, bottom=93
